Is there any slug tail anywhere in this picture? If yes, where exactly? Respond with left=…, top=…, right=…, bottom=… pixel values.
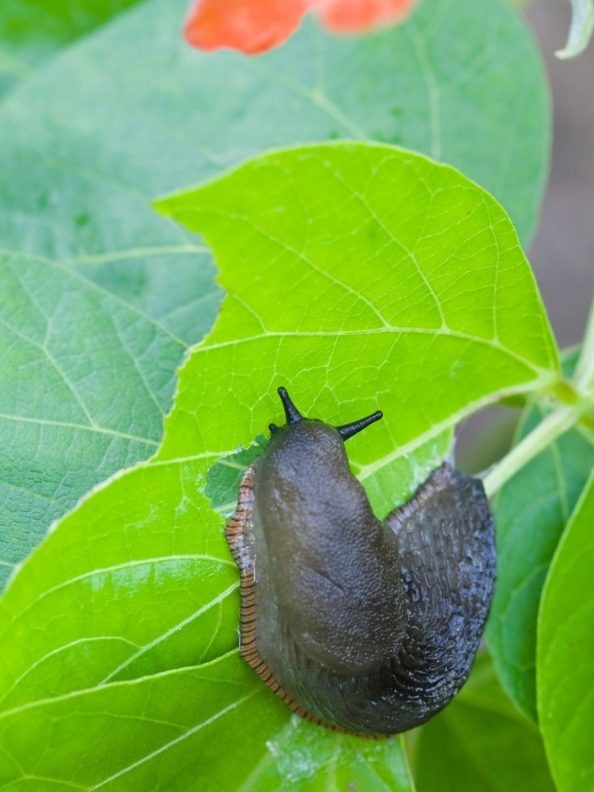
left=384, top=462, right=496, bottom=708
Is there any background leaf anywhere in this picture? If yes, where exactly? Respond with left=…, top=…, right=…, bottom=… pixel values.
left=0, top=0, right=552, bottom=584
left=537, top=470, right=594, bottom=791
left=486, top=355, right=594, bottom=719
left=413, top=652, right=554, bottom=792
left=0, top=0, right=144, bottom=97
left=0, top=0, right=550, bottom=264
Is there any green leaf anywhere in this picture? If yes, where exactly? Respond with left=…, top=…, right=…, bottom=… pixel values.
left=0, top=657, right=414, bottom=790
left=0, top=0, right=551, bottom=584
left=538, top=471, right=594, bottom=791
left=0, top=246, right=219, bottom=589
left=0, top=0, right=143, bottom=97
left=556, top=0, right=594, bottom=59
left=487, top=402, right=594, bottom=720
left=413, top=653, right=554, bottom=792
left=0, top=458, right=237, bottom=706
left=237, top=719, right=414, bottom=792
left=0, top=0, right=552, bottom=270
left=155, top=142, right=559, bottom=511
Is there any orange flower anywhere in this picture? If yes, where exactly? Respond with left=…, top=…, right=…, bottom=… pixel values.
left=184, top=0, right=309, bottom=54
left=184, top=0, right=417, bottom=54
left=313, top=0, right=416, bottom=33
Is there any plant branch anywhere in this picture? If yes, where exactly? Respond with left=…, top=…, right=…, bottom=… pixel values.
left=484, top=400, right=593, bottom=498
left=575, top=299, right=594, bottom=393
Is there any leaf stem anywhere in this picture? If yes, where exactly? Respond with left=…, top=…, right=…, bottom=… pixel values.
left=575, top=299, right=594, bottom=393
left=484, top=400, right=593, bottom=498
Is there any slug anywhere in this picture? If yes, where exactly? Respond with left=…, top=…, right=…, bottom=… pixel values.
left=226, top=387, right=496, bottom=736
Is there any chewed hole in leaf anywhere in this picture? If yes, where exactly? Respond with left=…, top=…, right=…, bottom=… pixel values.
left=205, top=434, right=268, bottom=517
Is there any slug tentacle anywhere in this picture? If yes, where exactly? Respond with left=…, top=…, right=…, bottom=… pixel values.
left=277, top=386, right=302, bottom=424
left=224, top=387, right=496, bottom=736
left=336, top=409, right=383, bottom=440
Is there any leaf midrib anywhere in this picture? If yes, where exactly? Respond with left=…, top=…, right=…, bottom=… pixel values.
left=197, top=325, right=553, bottom=377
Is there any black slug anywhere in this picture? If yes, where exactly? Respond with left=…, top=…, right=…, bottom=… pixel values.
left=226, top=387, right=496, bottom=736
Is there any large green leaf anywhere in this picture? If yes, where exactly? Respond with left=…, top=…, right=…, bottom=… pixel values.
left=0, top=0, right=551, bottom=584
left=0, top=142, right=557, bottom=789
left=155, top=143, right=559, bottom=512
left=413, top=653, right=554, bottom=792
left=538, top=471, right=594, bottom=791
left=0, top=0, right=550, bottom=259
left=0, top=0, right=143, bottom=97
left=487, top=403, right=594, bottom=719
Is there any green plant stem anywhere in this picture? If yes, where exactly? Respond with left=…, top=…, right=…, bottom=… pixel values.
left=575, top=299, right=594, bottom=393
left=484, top=401, right=593, bottom=498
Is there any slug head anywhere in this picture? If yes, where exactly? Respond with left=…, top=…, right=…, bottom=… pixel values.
left=261, top=388, right=384, bottom=548
left=268, top=386, right=383, bottom=441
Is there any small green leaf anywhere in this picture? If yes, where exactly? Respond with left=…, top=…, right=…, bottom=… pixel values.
left=239, top=723, right=414, bottom=792
left=0, top=656, right=414, bottom=790
left=556, top=0, right=594, bottom=59
left=414, top=653, right=554, bottom=792
left=538, top=471, right=594, bottom=791
left=487, top=395, right=594, bottom=720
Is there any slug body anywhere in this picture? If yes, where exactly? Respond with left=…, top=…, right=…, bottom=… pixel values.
left=226, top=388, right=495, bottom=736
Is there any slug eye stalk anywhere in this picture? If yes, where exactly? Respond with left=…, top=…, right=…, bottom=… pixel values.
left=336, top=410, right=383, bottom=440
left=274, top=386, right=383, bottom=440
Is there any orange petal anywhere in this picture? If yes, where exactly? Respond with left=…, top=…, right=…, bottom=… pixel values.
left=184, top=0, right=310, bottom=54
left=312, top=0, right=416, bottom=33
